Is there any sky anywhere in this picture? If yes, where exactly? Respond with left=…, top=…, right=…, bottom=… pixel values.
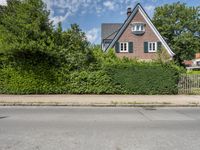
left=0, top=0, right=200, bottom=44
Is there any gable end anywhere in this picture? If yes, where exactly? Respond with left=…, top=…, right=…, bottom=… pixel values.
left=105, top=3, right=175, bottom=57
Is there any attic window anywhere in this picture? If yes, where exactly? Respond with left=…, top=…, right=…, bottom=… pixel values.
left=131, top=22, right=145, bottom=35
left=134, top=24, right=144, bottom=31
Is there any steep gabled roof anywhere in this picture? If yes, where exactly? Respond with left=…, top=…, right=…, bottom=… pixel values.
left=101, top=23, right=122, bottom=40
left=105, top=3, right=175, bottom=57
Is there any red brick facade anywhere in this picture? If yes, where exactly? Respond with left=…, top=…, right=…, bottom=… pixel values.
left=115, top=10, right=169, bottom=60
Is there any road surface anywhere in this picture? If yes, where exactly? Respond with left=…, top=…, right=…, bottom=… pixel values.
left=0, top=107, right=200, bottom=150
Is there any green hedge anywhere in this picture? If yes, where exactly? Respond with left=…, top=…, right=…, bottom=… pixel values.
left=0, top=62, right=181, bottom=95
left=0, top=66, right=120, bottom=94
left=0, top=66, right=59, bottom=94
left=105, top=63, right=180, bottom=94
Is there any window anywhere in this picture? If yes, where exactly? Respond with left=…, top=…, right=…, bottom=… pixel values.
left=197, top=61, right=200, bottom=66
left=133, top=24, right=145, bottom=32
left=131, top=23, right=145, bottom=35
left=141, top=25, right=144, bottom=31
left=148, top=42, right=157, bottom=52
left=120, top=42, right=129, bottom=52
left=102, top=39, right=112, bottom=51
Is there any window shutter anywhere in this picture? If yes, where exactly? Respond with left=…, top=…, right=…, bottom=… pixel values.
left=128, top=42, right=133, bottom=53
left=115, top=42, right=120, bottom=53
left=144, top=42, right=148, bottom=53
left=157, top=41, right=162, bottom=51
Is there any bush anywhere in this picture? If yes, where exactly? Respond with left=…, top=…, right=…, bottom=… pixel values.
left=59, top=70, right=120, bottom=94
left=0, top=66, right=60, bottom=94
left=0, top=45, right=182, bottom=95
left=0, top=65, right=121, bottom=94
left=105, top=62, right=180, bottom=95
left=0, top=55, right=182, bottom=95
left=0, top=0, right=183, bottom=95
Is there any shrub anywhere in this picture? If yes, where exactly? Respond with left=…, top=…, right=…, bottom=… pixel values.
left=59, top=70, right=121, bottom=94
left=0, top=65, right=60, bottom=94
left=105, top=62, right=181, bottom=95
left=0, top=65, right=121, bottom=94
left=0, top=44, right=183, bottom=95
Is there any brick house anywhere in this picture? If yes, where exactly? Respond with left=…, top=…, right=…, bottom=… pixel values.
left=101, top=3, right=175, bottom=60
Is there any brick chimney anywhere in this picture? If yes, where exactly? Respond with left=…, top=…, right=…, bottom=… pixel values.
left=127, top=7, right=132, bottom=17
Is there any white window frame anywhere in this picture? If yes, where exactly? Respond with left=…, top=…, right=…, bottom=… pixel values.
left=120, top=42, right=129, bottom=52
left=148, top=42, right=157, bottom=52
left=132, top=24, right=145, bottom=32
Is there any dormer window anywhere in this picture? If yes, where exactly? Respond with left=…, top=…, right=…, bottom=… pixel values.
left=131, top=22, right=145, bottom=35
left=134, top=24, right=144, bottom=31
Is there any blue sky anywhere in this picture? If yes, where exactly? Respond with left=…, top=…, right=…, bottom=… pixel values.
left=0, top=0, right=199, bottom=44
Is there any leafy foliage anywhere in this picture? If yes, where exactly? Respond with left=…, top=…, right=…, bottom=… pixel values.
left=0, top=65, right=120, bottom=94
left=106, top=62, right=181, bottom=95
left=0, top=0, right=54, bottom=55
left=0, top=0, right=183, bottom=95
left=54, top=24, right=94, bottom=70
left=152, top=2, right=200, bottom=65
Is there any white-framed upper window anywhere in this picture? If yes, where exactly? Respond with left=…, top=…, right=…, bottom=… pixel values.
left=132, top=24, right=145, bottom=32
left=120, top=42, right=129, bottom=52
left=148, top=42, right=157, bottom=52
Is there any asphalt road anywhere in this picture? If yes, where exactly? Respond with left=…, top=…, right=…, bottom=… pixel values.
left=0, top=107, right=200, bottom=150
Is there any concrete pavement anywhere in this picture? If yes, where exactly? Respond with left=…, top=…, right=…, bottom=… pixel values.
left=0, top=95, right=200, bottom=106
left=0, top=107, right=200, bottom=150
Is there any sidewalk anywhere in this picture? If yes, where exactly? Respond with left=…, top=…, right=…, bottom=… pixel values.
left=0, top=95, right=200, bottom=107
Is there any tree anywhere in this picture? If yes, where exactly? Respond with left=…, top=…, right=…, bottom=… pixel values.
left=0, top=0, right=55, bottom=62
left=152, top=2, right=200, bottom=65
left=0, top=0, right=95, bottom=71
left=0, top=0, right=63, bottom=70
left=55, top=24, right=94, bottom=70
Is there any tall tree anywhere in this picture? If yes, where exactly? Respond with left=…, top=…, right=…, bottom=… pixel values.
left=0, top=0, right=54, bottom=56
left=55, top=24, right=94, bottom=70
left=152, top=2, right=200, bottom=65
left=0, top=0, right=94, bottom=70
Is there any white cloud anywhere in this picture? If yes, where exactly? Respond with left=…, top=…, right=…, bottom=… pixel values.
left=43, top=0, right=106, bottom=24
left=103, top=1, right=115, bottom=10
left=120, top=10, right=126, bottom=15
left=0, top=0, right=7, bottom=5
left=144, top=5, right=155, bottom=12
left=144, top=5, right=155, bottom=17
left=51, top=12, right=71, bottom=25
left=42, top=0, right=130, bottom=24
left=42, top=0, right=155, bottom=24
left=43, top=0, right=79, bottom=24
left=85, top=28, right=100, bottom=44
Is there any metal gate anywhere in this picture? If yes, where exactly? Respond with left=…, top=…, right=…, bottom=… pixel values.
left=178, top=74, right=200, bottom=94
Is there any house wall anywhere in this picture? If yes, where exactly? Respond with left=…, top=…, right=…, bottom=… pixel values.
left=115, top=10, right=168, bottom=60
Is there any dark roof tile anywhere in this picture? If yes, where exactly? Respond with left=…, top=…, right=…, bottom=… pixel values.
left=101, top=23, right=122, bottom=41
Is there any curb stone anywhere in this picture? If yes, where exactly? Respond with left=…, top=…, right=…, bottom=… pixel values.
left=0, top=102, right=200, bottom=107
